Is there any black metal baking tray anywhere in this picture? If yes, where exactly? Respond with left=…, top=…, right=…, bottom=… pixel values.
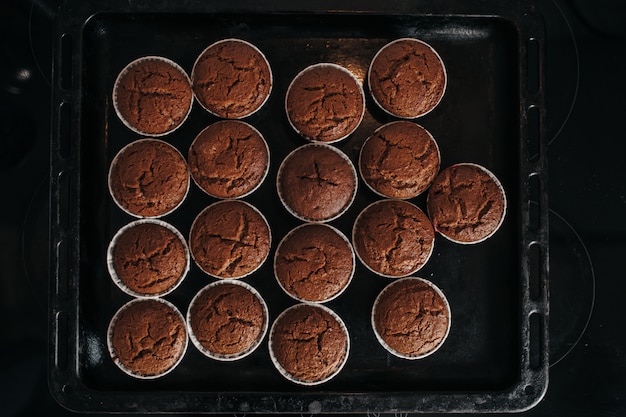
left=49, top=0, right=549, bottom=413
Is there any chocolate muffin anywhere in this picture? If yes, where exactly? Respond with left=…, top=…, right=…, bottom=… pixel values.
left=427, top=163, right=507, bottom=244
left=274, top=223, right=354, bottom=303
left=187, top=280, right=268, bottom=360
left=372, top=277, right=450, bottom=359
left=192, top=39, right=272, bottom=119
left=352, top=199, right=435, bottom=277
left=368, top=38, right=446, bottom=119
left=188, top=120, right=269, bottom=198
left=108, top=298, right=187, bottom=378
left=285, top=63, right=365, bottom=143
left=107, top=219, right=189, bottom=297
left=113, top=56, right=193, bottom=136
left=277, top=144, right=357, bottom=222
left=269, top=303, right=349, bottom=385
left=108, top=139, right=190, bottom=218
left=359, top=121, right=440, bottom=199
left=189, top=200, right=271, bottom=279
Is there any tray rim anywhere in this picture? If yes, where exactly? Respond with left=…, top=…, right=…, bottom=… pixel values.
left=48, top=0, right=549, bottom=413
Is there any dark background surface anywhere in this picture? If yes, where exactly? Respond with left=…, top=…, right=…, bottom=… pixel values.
left=0, top=0, right=625, bottom=415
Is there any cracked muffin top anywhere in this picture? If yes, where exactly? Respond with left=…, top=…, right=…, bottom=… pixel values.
left=270, top=303, right=349, bottom=385
left=187, top=281, right=267, bottom=360
left=359, top=121, right=440, bottom=199
left=189, top=200, right=271, bottom=279
left=427, top=163, right=506, bottom=244
left=108, top=298, right=187, bottom=378
left=108, top=139, right=190, bottom=218
left=277, top=144, right=357, bottom=222
left=113, top=57, right=193, bottom=136
left=286, top=63, right=365, bottom=143
left=109, top=220, right=188, bottom=297
left=192, top=39, right=272, bottom=119
left=368, top=38, right=446, bottom=119
left=372, top=277, right=450, bottom=359
left=274, top=223, right=354, bottom=303
left=188, top=120, right=269, bottom=198
left=352, top=199, right=435, bottom=277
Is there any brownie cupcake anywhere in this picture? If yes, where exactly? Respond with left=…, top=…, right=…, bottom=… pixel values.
left=107, top=219, right=189, bottom=297
left=368, top=38, right=447, bottom=119
left=108, top=139, right=190, bottom=218
left=359, top=121, right=440, bottom=199
left=352, top=199, right=435, bottom=277
left=269, top=303, right=349, bottom=385
left=113, top=56, right=193, bottom=136
left=188, top=120, right=269, bottom=199
left=277, top=144, right=357, bottom=222
left=274, top=223, right=354, bottom=303
left=372, top=277, right=451, bottom=359
left=107, top=298, right=188, bottom=378
left=427, top=163, right=507, bottom=244
left=285, top=63, right=365, bottom=143
left=191, top=39, right=272, bottom=119
left=189, top=200, right=271, bottom=279
left=187, top=280, right=268, bottom=361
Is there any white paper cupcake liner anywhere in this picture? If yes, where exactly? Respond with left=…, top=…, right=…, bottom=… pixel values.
left=285, top=62, right=366, bottom=144
left=268, top=303, right=350, bottom=386
left=188, top=120, right=270, bottom=199
left=352, top=199, right=435, bottom=278
left=368, top=38, right=447, bottom=119
left=112, top=56, right=193, bottom=136
left=186, top=280, right=269, bottom=361
left=106, top=218, right=190, bottom=298
left=273, top=223, right=355, bottom=303
left=426, top=162, right=507, bottom=245
left=191, top=38, right=273, bottom=119
left=107, top=298, right=188, bottom=379
left=108, top=138, right=191, bottom=219
left=371, top=277, right=451, bottom=360
left=276, top=143, right=358, bottom=223
left=188, top=199, right=272, bottom=279
left=358, top=120, right=441, bottom=199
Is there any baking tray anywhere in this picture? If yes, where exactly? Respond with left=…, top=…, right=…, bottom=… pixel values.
left=49, top=0, right=549, bottom=413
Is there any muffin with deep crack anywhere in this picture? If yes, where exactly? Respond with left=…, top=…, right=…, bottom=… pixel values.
left=108, top=138, right=190, bottom=218
left=113, top=56, right=193, bottom=136
left=274, top=223, right=354, bottom=303
left=189, top=200, right=271, bottom=279
left=359, top=121, right=440, bottom=199
left=188, top=120, right=269, bottom=198
left=372, top=277, right=450, bottom=359
left=192, top=39, right=272, bottom=119
left=108, top=219, right=189, bottom=297
left=285, top=63, right=365, bottom=143
left=107, top=298, right=188, bottom=378
left=187, top=280, right=268, bottom=360
left=427, top=163, right=506, bottom=244
left=352, top=199, right=435, bottom=277
left=269, top=303, right=349, bottom=385
left=368, top=38, right=446, bottom=119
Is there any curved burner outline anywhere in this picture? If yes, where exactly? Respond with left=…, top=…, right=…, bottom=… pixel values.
left=545, top=0, right=581, bottom=146
left=548, top=207, right=595, bottom=367
left=28, top=0, right=54, bottom=88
